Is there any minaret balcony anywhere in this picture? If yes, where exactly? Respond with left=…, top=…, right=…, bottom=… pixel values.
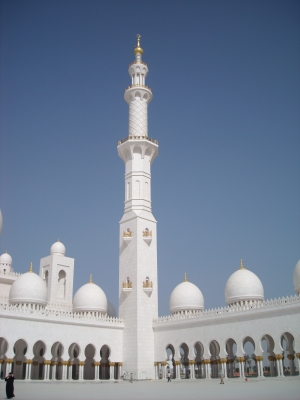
left=123, top=229, right=133, bottom=245
left=143, top=280, right=153, bottom=295
left=122, top=281, right=132, bottom=295
left=142, top=229, right=152, bottom=245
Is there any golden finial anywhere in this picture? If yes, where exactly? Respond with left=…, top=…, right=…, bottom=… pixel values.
left=184, top=272, right=188, bottom=282
left=134, top=34, right=143, bottom=55
left=29, top=262, right=33, bottom=272
left=240, top=259, right=245, bottom=270
left=58, top=238, right=60, bottom=242
left=89, top=274, right=93, bottom=283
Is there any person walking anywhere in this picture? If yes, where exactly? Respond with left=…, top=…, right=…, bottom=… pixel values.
left=220, top=369, right=224, bottom=384
left=5, top=372, right=15, bottom=399
left=167, top=370, right=171, bottom=382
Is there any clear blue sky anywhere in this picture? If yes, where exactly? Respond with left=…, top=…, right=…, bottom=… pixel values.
left=1, top=0, right=299, bottom=316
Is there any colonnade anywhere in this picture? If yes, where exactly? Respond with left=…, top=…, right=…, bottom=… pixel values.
left=0, top=358, right=123, bottom=381
left=154, top=353, right=300, bottom=379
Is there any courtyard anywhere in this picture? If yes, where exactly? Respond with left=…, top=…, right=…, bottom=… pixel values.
left=1, top=377, right=299, bottom=400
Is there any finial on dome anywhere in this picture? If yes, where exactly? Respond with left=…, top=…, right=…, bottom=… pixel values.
left=240, top=259, right=245, bottom=270
left=134, top=34, right=143, bottom=56
left=58, top=238, right=60, bottom=242
left=29, top=262, right=33, bottom=272
left=184, top=273, right=188, bottom=282
left=89, top=274, right=93, bottom=283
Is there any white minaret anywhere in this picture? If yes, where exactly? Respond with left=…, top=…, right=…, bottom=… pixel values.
left=118, top=35, right=158, bottom=380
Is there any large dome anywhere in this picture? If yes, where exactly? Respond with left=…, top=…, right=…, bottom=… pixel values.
left=170, top=274, right=204, bottom=314
left=73, top=276, right=107, bottom=313
left=9, top=263, right=47, bottom=306
left=225, top=260, right=264, bottom=305
left=293, top=260, right=300, bottom=294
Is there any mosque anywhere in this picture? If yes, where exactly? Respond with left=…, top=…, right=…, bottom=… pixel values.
left=0, top=36, right=299, bottom=382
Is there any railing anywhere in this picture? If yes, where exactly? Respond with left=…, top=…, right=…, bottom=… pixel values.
left=118, top=136, right=158, bottom=145
left=129, top=60, right=148, bottom=67
left=125, top=84, right=152, bottom=92
left=153, top=294, right=300, bottom=324
left=122, top=281, right=132, bottom=289
left=0, top=301, right=124, bottom=324
left=143, top=281, right=153, bottom=288
left=0, top=270, right=21, bottom=277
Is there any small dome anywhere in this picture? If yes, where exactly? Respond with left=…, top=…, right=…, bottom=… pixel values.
left=0, top=252, right=12, bottom=266
left=225, top=260, right=264, bottom=305
left=107, top=301, right=117, bottom=318
left=170, top=274, right=204, bottom=314
left=50, top=240, right=66, bottom=256
left=293, top=260, right=300, bottom=294
left=9, top=264, right=47, bottom=306
left=73, top=276, right=107, bottom=313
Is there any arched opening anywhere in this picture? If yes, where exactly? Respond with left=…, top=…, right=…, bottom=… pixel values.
left=68, top=343, right=80, bottom=380
left=261, top=334, right=275, bottom=377
left=166, top=344, right=175, bottom=379
left=32, top=340, right=46, bottom=380
left=225, top=338, right=237, bottom=378
left=44, top=270, right=49, bottom=288
left=100, top=345, right=110, bottom=380
left=13, top=339, right=27, bottom=379
left=281, top=332, right=296, bottom=376
left=209, top=340, right=220, bottom=378
left=51, top=342, right=64, bottom=380
left=84, top=344, right=96, bottom=380
left=179, top=343, right=190, bottom=379
left=57, top=270, right=66, bottom=299
left=194, top=341, right=204, bottom=379
left=243, top=337, right=256, bottom=378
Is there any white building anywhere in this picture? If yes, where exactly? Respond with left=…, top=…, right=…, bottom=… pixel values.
left=0, top=36, right=299, bottom=382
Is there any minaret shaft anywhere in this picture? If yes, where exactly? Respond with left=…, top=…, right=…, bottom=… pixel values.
left=118, top=35, right=158, bottom=379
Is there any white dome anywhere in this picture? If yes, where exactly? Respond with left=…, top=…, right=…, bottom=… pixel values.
left=50, top=240, right=66, bottom=255
left=107, top=301, right=117, bottom=318
left=293, top=260, right=300, bottom=294
left=0, top=252, right=12, bottom=266
left=225, top=261, right=264, bottom=305
left=170, top=275, right=204, bottom=314
left=9, top=265, right=47, bottom=306
left=73, top=278, right=107, bottom=313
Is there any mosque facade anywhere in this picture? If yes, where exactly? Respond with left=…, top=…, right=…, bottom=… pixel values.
left=0, top=36, right=299, bottom=382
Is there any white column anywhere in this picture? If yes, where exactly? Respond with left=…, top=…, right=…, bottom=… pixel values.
left=177, top=363, right=181, bottom=379
left=162, top=363, right=167, bottom=379
left=67, top=363, right=73, bottom=380
left=44, top=361, right=51, bottom=380
left=222, top=361, right=227, bottom=378
left=62, top=362, right=68, bottom=380
left=25, top=361, right=32, bottom=380
left=109, top=363, right=115, bottom=380
left=296, top=355, right=300, bottom=375
left=190, top=362, right=195, bottom=379
left=5, top=360, right=13, bottom=377
left=154, top=363, right=158, bottom=379
left=118, top=363, right=122, bottom=380
left=78, top=363, right=84, bottom=380
left=51, top=362, right=57, bottom=380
